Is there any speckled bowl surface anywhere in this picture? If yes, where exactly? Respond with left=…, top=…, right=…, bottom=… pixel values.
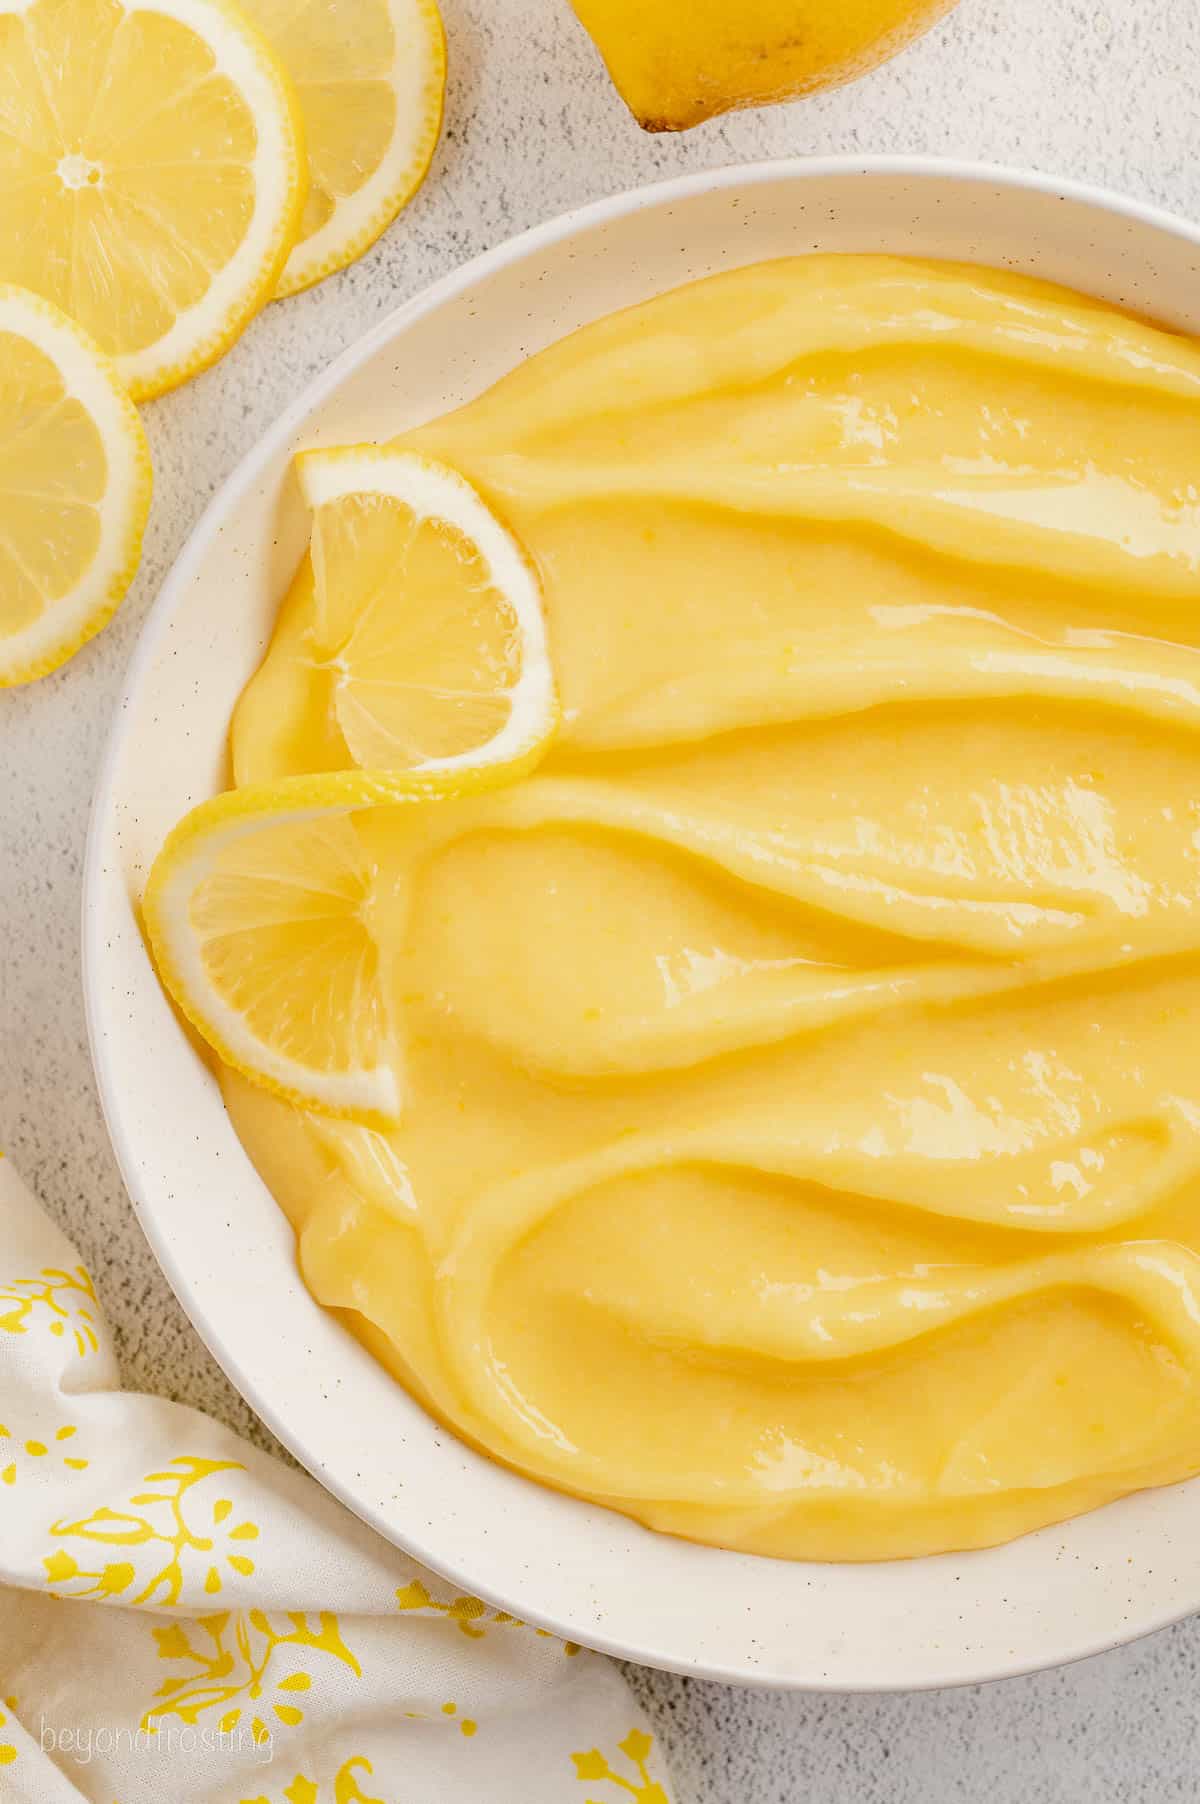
left=85, top=158, right=1200, bottom=1689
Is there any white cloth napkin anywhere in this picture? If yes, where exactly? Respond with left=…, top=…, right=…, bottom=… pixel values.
left=0, top=1152, right=672, bottom=1802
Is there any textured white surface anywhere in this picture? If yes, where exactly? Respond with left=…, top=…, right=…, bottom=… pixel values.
left=3, top=0, right=1200, bottom=1794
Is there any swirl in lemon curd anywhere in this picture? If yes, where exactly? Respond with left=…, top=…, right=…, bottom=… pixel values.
left=223, top=256, right=1200, bottom=1560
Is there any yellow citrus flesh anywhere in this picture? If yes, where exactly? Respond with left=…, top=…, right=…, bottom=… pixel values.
left=0, top=284, right=151, bottom=686
left=0, top=0, right=307, bottom=399
left=241, top=0, right=446, bottom=297
left=235, top=446, right=556, bottom=778
left=143, top=767, right=508, bottom=1121
left=148, top=447, right=553, bottom=1119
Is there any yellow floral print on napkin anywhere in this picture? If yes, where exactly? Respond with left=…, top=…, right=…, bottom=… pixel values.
left=1, top=1419, right=88, bottom=1486
left=242, top=1754, right=384, bottom=1804
left=0, top=1148, right=672, bottom=1802
left=395, top=1577, right=580, bottom=1653
left=572, top=1729, right=670, bottom=1803
left=0, top=1694, right=18, bottom=1768
left=42, top=1455, right=258, bottom=1603
left=144, top=1609, right=359, bottom=1745
left=395, top=1576, right=511, bottom=1639
left=0, top=1262, right=98, bottom=1356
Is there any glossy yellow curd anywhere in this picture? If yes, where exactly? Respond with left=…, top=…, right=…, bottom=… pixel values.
left=224, top=256, right=1200, bottom=1560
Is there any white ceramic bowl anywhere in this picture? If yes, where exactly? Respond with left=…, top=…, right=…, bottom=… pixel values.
left=85, top=157, right=1200, bottom=1690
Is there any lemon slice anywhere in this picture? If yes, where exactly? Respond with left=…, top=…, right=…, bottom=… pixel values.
left=0, top=0, right=307, bottom=400
left=0, top=285, right=152, bottom=686
left=297, top=445, right=557, bottom=775
left=241, top=0, right=446, bottom=298
left=144, top=769, right=497, bottom=1120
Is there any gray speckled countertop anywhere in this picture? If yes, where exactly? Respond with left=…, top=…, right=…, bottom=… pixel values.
left=4, top=1, right=1200, bottom=1796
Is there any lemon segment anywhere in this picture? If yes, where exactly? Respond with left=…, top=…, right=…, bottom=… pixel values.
left=242, top=0, right=446, bottom=297
left=0, top=284, right=151, bottom=686
left=296, top=446, right=557, bottom=776
left=144, top=768, right=503, bottom=1121
left=0, top=0, right=307, bottom=400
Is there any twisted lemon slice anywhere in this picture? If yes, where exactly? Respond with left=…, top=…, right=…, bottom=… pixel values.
left=145, top=450, right=555, bottom=1117
left=0, top=286, right=151, bottom=686
left=241, top=0, right=446, bottom=297
left=145, top=772, right=447, bottom=1121
left=297, top=446, right=557, bottom=775
left=0, top=0, right=307, bottom=399
left=144, top=454, right=552, bottom=1111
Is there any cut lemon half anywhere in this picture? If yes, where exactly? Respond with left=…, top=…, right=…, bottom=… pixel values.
left=0, top=285, right=152, bottom=686
left=297, top=446, right=557, bottom=775
left=242, top=0, right=446, bottom=298
left=144, top=769, right=486, bottom=1121
left=0, top=0, right=307, bottom=400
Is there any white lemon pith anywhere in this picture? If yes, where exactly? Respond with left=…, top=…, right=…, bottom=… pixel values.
left=241, top=0, right=446, bottom=297
left=0, top=284, right=151, bottom=686
left=0, top=0, right=307, bottom=399
left=298, top=445, right=557, bottom=775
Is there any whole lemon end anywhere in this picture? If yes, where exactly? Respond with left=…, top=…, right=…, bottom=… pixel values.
left=569, top=0, right=960, bottom=131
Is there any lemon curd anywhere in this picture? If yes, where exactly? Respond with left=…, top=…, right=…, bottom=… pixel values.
left=224, top=256, right=1200, bottom=1560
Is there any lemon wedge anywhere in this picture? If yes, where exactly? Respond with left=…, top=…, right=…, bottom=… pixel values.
left=0, top=0, right=307, bottom=400
left=296, top=446, right=558, bottom=775
left=242, top=0, right=446, bottom=298
left=0, top=285, right=151, bottom=686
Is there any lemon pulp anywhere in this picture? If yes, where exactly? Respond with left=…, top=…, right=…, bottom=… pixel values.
left=0, top=0, right=305, bottom=397
left=239, top=0, right=445, bottom=296
left=0, top=284, right=150, bottom=684
left=224, top=256, right=1200, bottom=1560
left=142, top=452, right=555, bottom=1121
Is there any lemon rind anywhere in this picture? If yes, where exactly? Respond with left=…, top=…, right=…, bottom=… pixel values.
left=90, top=0, right=310, bottom=401
left=297, top=443, right=558, bottom=774
left=143, top=767, right=504, bottom=1122
left=272, top=0, right=446, bottom=299
left=0, top=284, right=153, bottom=687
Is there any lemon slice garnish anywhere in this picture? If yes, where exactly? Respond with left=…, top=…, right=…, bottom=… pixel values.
left=0, top=0, right=307, bottom=400
left=297, top=445, right=558, bottom=776
left=242, top=0, right=446, bottom=298
left=0, top=285, right=151, bottom=686
left=145, top=449, right=557, bottom=1118
left=145, top=772, right=452, bottom=1120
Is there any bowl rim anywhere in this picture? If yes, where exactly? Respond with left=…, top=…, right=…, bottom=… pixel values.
left=84, top=153, right=1200, bottom=1690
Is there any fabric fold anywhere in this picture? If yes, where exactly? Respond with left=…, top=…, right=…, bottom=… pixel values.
left=0, top=1152, right=671, bottom=1804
